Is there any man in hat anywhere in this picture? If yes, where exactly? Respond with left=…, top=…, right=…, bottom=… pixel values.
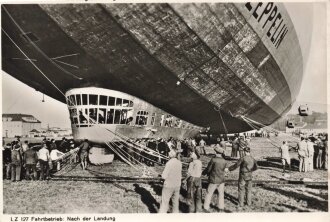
left=159, top=150, right=182, bottom=213
left=227, top=147, right=258, bottom=207
left=184, top=151, right=203, bottom=213
left=202, top=146, right=228, bottom=212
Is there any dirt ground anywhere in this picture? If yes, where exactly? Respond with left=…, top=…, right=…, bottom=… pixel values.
left=3, top=136, right=328, bottom=213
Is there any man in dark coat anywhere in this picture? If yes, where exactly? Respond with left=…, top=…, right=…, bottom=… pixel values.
left=24, top=146, right=38, bottom=180
left=59, top=137, right=70, bottom=153
left=227, top=147, right=258, bottom=207
left=202, top=146, right=228, bottom=212
left=3, top=144, right=12, bottom=180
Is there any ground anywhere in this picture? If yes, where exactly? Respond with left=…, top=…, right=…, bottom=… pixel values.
left=2, top=136, right=328, bottom=214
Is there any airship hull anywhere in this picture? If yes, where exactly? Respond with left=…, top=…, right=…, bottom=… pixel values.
left=1, top=3, right=304, bottom=134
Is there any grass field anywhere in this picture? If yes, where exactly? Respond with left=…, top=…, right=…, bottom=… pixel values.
left=3, top=136, right=328, bottom=213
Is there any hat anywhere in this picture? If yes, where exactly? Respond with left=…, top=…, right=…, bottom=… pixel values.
left=244, top=147, right=251, bottom=152
left=169, top=150, right=177, bottom=158
left=214, top=146, right=225, bottom=154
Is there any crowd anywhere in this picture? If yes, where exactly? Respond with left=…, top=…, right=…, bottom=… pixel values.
left=2, top=137, right=75, bottom=182
left=278, top=135, right=328, bottom=173
left=159, top=144, right=258, bottom=213
left=294, top=135, right=328, bottom=172
left=2, top=132, right=328, bottom=213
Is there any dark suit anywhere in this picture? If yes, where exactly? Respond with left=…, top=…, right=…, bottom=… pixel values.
left=202, top=154, right=228, bottom=210
left=24, top=149, right=38, bottom=180
left=229, top=155, right=258, bottom=206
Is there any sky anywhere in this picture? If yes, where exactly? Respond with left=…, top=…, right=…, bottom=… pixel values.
left=1, top=2, right=327, bottom=129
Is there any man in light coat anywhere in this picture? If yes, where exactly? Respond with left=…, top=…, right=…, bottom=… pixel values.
left=159, top=150, right=182, bottom=213
left=307, top=138, right=315, bottom=171
left=297, top=137, right=308, bottom=172
left=279, top=141, right=291, bottom=173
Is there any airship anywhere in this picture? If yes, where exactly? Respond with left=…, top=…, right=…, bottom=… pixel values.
left=2, top=2, right=310, bottom=144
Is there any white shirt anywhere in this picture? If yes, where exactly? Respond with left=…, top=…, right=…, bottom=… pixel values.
left=298, top=141, right=308, bottom=157
left=22, top=143, right=29, bottom=153
left=50, top=149, right=65, bottom=161
left=280, top=144, right=290, bottom=160
left=307, top=141, right=314, bottom=157
left=187, top=159, right=202, bottom=178
left=162, top=158, right=182, bottom=188
left=38, top=147, right=50, bottom=161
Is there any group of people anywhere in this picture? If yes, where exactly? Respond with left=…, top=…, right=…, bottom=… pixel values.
left=230, top=135, right=250, bottom=158
left=279, top=135, right=328, bottom=173
left=295, top=135, right=328, bottom=172
left=2, top=137, right=72, bottom=182
left=159, top=144, right=258, bottom=213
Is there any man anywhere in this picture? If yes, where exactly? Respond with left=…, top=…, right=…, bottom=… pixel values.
left=219, top=137, right=227, bottom=150
left=202, top=146, right=228, bottom=212
left=3, top=144, right=12, bottom=180
left=50, top=145, right=65, bottom=171
left=79, top=139, right=90, bottom=170
left=306, top=138, right=315, bottom=171
left=184, top=151, right=202, bottom=213
left=227, top=147, right=258, bottom=207
left=22, top=141, right=29, bottom=153
left=231, top=136, right=239, bottom=158
left=297, top=137, right=308, bottom=172
left=159, top=150, right=182, bottom=213
left=50, top=139, right=57, bottom=150
left=11, top=144, right=22, bottom=182
left=199, top=138, right=206, bottom=155
left=38, top=143, right=50, bottom=180
left=279, top=141, right=291, bottom=173
left=158, top=139, right=170, bottom=164
left=316, top=137, right=324, bottom=169
left=23, top=145, right=38, bottom=180
left=324, top=136, right=328, bottom=170
left=238, top=136, right=248, bottom=158
left=59, top=137, right=70, bottom=153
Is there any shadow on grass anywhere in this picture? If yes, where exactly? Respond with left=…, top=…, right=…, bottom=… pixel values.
left=133, top=184, right=159, bottom=213
left=260, top=185, right=328, bottom=211
left=256, top=157, right=299, bottom=172
left=149, top=182, right=190, bottom=213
